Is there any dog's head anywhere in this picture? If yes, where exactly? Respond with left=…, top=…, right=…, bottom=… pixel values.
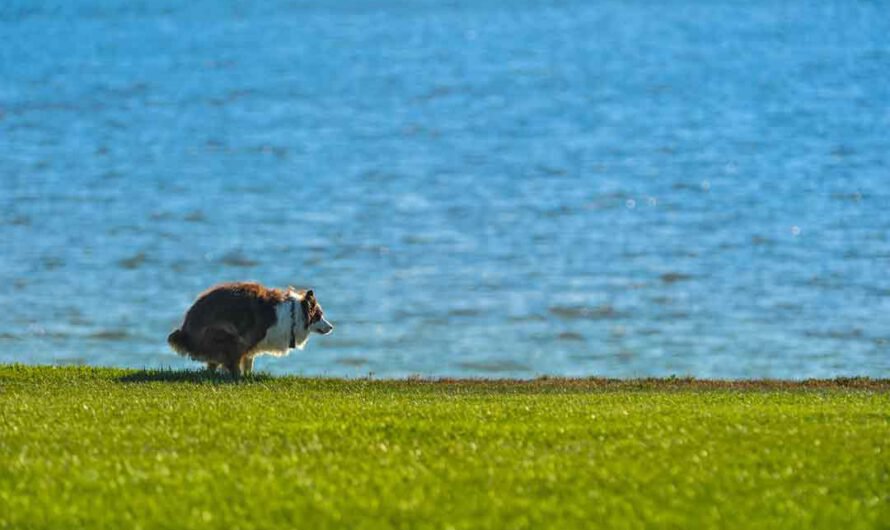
left=300, top=289, right=333, bottom=335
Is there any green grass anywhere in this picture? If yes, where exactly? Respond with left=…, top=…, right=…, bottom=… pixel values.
left=1, top=366, right=888, bottom=530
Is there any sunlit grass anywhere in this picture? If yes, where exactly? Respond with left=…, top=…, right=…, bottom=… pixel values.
left=1, top=365, right=888, bottom=529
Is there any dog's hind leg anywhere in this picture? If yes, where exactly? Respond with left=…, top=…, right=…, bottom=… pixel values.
left=206, top=362, right=219, bottom=373
left=223, top=348, right=246, bottom=378
left=203, top=325, right=244, bottom=378
left=224, top=360, right=242, bottom=378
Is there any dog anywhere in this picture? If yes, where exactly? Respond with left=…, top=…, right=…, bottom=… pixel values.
left=167, top=282, right=333, bottom=376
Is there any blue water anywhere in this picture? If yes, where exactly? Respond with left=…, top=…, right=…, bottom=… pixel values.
left=2, top=0, right=889, bottom=378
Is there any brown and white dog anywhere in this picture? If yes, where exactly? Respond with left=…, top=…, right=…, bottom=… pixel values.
left=167, top=282, right=333, bottom=376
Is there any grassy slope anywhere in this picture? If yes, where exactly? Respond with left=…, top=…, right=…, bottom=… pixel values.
left=0, top=366, right=888, bottom=530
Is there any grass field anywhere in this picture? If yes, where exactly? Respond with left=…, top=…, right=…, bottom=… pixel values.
left=1, top=366, right=888, bottom=529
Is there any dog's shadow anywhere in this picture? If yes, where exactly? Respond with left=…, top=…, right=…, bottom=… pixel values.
left=116, top=369, right=273, bottom=384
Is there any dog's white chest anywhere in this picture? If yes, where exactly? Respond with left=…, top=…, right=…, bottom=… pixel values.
left=251, top=298, right=308, bottom=357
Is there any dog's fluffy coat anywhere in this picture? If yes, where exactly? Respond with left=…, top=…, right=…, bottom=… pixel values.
left=168, top=282, right=332, bottom=375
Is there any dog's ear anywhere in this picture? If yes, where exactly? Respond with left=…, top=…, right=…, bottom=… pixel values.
left=305, top=289, right=315, bottom=302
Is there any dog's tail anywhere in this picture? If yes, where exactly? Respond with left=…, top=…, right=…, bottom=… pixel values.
left=167, top=328, right=191, bottom=356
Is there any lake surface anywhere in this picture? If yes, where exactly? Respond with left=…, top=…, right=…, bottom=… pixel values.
left=2, top=0, right=889, bottom=378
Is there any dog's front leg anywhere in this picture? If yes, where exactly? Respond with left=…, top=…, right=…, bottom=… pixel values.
left=241, top=356, right=254, bottom=375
